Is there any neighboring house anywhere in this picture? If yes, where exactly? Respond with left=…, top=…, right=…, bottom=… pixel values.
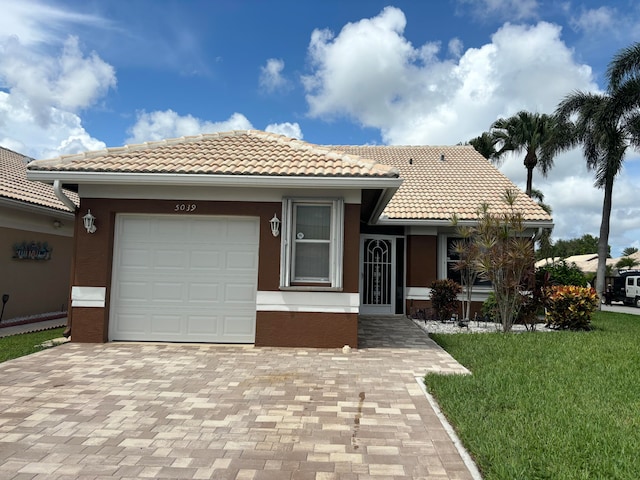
left=536, top=254, right=612, bottom=275
left=26, top=130, right=551, bottom=347
left=536, top=252, right=640, bottom=275
left=0, top=147, right=77, bottom=321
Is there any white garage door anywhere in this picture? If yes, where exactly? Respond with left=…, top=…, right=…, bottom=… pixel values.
left=109, top=215, right=259, bottom=343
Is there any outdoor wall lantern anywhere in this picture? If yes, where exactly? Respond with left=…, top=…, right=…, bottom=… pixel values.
left=83, top=210, right=97, bottom=234
left=269, top=214, right=281, bottom=237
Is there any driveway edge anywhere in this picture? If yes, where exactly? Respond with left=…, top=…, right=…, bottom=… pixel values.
left=415, top=376, right=483, bottom=480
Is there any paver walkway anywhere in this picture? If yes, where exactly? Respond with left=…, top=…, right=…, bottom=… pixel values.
left=0, top=315, right=475, bottom=479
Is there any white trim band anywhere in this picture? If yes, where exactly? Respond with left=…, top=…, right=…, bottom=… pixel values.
left=257, top=291, right=359, bottom=313
left=71, top=286, right=106, bottom=308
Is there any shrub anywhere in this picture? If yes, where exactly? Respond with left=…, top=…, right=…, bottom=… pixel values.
left=430, top=279, right=462, bottom=322
left=544, top=285, right=599, bottom=330
left=481, top=292, right=497, bottom=321
left=536, top=260, right=587, bottom=287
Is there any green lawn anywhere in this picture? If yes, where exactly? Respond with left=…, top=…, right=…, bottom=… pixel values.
left=0, top=327, right=65, bottom=363
left=425, top=311, right=640, bottom=480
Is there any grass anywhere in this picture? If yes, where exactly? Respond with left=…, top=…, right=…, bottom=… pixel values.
left=425, top=311, right=640, bottom=480
left=0, top=327, right=65, bottom=363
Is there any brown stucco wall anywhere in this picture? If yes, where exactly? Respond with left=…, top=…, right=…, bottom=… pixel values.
left=0, top=226, right=73, bottom=320
left=256, top=311, right=358, bottom=348
left=406, top=235, right=437, bottom=287
left=69, top=198, right=360, bottom=346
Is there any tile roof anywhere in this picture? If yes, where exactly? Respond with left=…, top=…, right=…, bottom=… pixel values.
left=0, top=147, right=78, bottom=212
left=28, top=130, right=399, bottom=178
left=333, top=145, right=552, bottom=222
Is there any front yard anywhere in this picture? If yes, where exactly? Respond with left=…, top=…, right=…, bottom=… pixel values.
left=425, top=311, right=640, bottom=479
left=0, top=327, right=65, bottom=363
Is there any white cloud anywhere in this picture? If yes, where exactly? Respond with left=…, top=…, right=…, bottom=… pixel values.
left=0, top=0, right=106, bottom=47
left=259, top=58, right=289, bottom=93
left=0, top=91, right=106, bottom=159
left=448, top=38, right=464, bottom=58
left=265, top=122, right=303, bottom=139
left=0, top=36, right=116, bottom=125
left=302, top=7, right=640, bottom=254
left=456, top=0, right=539, bottom=21
left=0, top=0, right=115, bottom=159
left=126, top=110, right=253, bottom=144
left=570, top=6, right=615, bottom=33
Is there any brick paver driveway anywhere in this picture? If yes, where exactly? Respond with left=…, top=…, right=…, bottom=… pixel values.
left=0, top=316, right=475, bottom=479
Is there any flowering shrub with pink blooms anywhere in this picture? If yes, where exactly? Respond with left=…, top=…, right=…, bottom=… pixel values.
left=544, top=285, right=599, bottom=330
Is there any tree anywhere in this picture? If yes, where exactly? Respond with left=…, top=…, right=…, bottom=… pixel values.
left=616, top=256, right=640, bottom=270
left=490, top=111, right=561, bottom=197
left=554, top=42, right=640, bottom=301
left=530, top=188, right=553, bottom=258
left=449, top=219, right=480, bottom=321
left=622, top=247, right=639, bottom=256
left=540, top=234, right=610, bottom=260
left=463, top=190, right=536, bottom=332
left=468, top=132, right=498, bottom=160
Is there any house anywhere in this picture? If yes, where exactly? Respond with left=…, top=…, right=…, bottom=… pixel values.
left=26, top=130, right=552, bottom=347
left=536, top=252, right=640, bottom=276
left=0, top=147, right=77, bottom=321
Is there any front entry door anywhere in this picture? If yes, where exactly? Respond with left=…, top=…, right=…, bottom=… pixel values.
left=360, top=236, right=396, bottom=314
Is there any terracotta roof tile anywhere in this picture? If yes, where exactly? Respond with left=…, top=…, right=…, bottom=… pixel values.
left=0, top=147, right=78, bottom=212
left=28, top=130, right=399, bottom=179
left=333, top=145, right=552, bottom=222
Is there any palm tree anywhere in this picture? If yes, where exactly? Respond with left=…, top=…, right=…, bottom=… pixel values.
left=530, top=188, right=553, bottom=259
left=468, top=132, right=498, bottom=161
left=490, top=111, right=560, bottom=197
left=553, top=42, right=640, bottom=301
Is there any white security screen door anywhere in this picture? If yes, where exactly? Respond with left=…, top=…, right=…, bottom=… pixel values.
left=360, top=236, right=396, bottom=314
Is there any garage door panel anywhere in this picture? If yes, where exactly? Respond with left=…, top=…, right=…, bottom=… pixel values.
left=188, top=283, right=220, bottom=303
left=189, top=251, right=221, bottom=270
left=117, top=282, right=149, bottom=302
left=154, top=250, right=187, bottom=269
left=110, top=215, right=258, bottom=343
left=226, top=251, right=259, bottom=271
left=115, top=313, right=147, bottom=334
left=151, top=282, right=184, bottom=302
left=227, top=219, right=260, bottom=242
left=156, top=218, right=188, bottom=236
left=191, top=220, right=227, bottom=240
left=149, top=314, right=182, bottom=335
left=222, top=314, right=256, bottom=336
left=225, top=283, right=257, bottom=303
left=187, top=315, right=220, bottom=335
left=119, top=248, right=149, bottom=268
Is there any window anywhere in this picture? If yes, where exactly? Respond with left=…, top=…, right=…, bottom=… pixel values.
left=445, top=236, right=491, bottom=287
left=280, top=198, right=344, bottom=289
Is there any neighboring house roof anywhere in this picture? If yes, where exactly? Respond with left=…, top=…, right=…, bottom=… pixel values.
left=0, top=146, right=78, bottom=212
left=27, top=130, right=399, bottom=179
left=536, top=253, right=619, bottom=273
left=333, top=145, right=552, bottom=223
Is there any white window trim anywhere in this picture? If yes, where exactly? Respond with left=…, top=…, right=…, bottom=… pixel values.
left=438, top=234, right=492, bottom=292
left=280, top=197, right=344, bottom=291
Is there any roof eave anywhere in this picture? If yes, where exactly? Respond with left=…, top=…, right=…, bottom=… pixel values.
left=0, top=195, right=75, bottom=217
left=375, top=217, right=554, bottom=229
left=26, top=170, right=403, bottom=189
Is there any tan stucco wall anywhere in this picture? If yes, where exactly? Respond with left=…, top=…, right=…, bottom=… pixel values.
left=0, top=225, right=73, bottom=320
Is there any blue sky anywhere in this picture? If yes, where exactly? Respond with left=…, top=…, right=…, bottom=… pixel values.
left=1, top=0, right=640, bottom=255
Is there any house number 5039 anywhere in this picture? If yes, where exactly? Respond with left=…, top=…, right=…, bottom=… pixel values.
left=174, top=203, right=197, bottom=212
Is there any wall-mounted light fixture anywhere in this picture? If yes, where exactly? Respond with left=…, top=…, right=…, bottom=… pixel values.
left=82, top=210, right=97, bottom=234
left=269, top=214, right=281, bottom=237
left=53, top=219, right=62, bottom=229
